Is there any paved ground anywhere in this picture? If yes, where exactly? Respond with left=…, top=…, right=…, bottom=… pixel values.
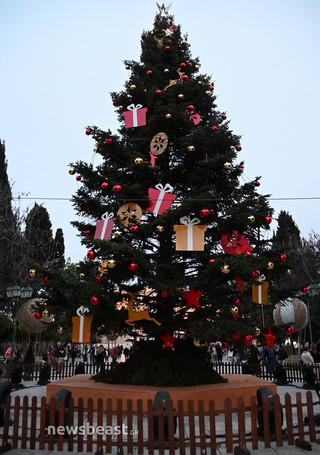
left=2, top=377, right=320, bottom=454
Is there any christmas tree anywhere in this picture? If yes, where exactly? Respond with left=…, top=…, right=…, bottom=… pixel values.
left=67, top=5, right=291, bottom=385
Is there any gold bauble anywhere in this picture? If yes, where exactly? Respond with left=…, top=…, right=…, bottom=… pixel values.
left=79, top=273, right=85, bottom=279
left=134, top=157, right=143, bottom=165
left=57, top=327, right=64, bottom=334
left=212, top=102, right=217, bottom=107
left=205, top=90, right=211, bottom=95
left=42, top=309, right=49, bottom=319
left=114, top=230, right=122, bottom=238
left=68, top=167, right=75, bottom=175
left=125, top=64, right=130, bottom=70
left=93, top=147, right=98, bottom=153
left=253, top=197, right=260, bottom=204
left=29, top=269, right=37, bottom=277
left=193, top=339, right=201, bottom=347
left=164, top=68, right=169, bottom=73
left=285, top=269, right=292, bottom=276
left=254, top=327, right=261, bottom=336
left=203, top=76, right=207, bottom=81
left=230, top=306, right=239, bottom=315
left=248, top=215, right=255, bottom=223
left=118, top=105, right=123, bottom=110
left=76, top=206, right=82, bottom=211
left=130, top=84, right=136, bottom=90
left=107, top=259, right=116, bottom=269
left=230, top=146, right=236, bottom=152
left=165, top=113, right=171, bottom=119
left=198, top=81, right=203, bottom=85
left=221, top=264, right=230, bottom=274
left=178, top=94, right=184, bottom=99
left=246, top=313, right=252, bottom=319
left=187, top=146, right=195, bottom=152
left=195, top=64, right=200, bottom=70
left=182, top=39, right=188, bottom=45
left=266, top=261, right=274, bottom=270
left=224, top=162, right=232, bottom=169
left=156, top=225, right=165, bottom=233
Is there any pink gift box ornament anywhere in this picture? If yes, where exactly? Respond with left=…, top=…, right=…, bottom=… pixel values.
left=123, top=104, right=147, bottom=128
left=146, top=183, right=177, bottom=216
left=94, top=211, right=115, bottom=240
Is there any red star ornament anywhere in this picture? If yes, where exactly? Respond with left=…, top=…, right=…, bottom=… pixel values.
left=181, top=286, right=203, bottom=308
left=263, top=327, right=276, bottom=350
left=160, top=331, right=176, bottom=350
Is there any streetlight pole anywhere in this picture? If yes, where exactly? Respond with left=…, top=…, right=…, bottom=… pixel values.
left=307, top=284, right=320, bottom=345
left=6, top=285, right=33, bottom=359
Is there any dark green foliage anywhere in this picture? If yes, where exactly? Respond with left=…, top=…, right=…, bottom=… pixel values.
left=25, top=203, right=54, bottom=264
left=94, top=338, right=227, bottom=386
left=53, top=228, right=65, bottom=268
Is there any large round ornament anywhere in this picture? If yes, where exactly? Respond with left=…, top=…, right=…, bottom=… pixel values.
left=29, top=269, right=37, bottom=277
left=273, top=298, right=308, bottom=332
left=17, top=299, right=53, bottom=334
left=117, top=202, right=142, bottom=226
left=150, top=132, right=168, bottom=156
left=221, top=264, right=230, bottom=274
left=221, top=230, right=249, bottom=255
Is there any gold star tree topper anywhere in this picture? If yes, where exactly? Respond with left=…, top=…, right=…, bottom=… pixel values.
left=156, top=2, right=173, bottom=16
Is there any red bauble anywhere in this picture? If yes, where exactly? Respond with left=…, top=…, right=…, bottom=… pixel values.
left=187, top=104, right=194, bottom=111
left=147, top=70, right=152, bottom=75
left=255, top=180, right=260, bottom=187
left=210, top=85, right=214, bottom=91
left=87, top=250, right=96, bottom=260
left=232, top=333, right=240, bottom=341
left=182, top=75, right=188, bottom=81
left=113, top=185, right=122, bottom=193
left=233, top=298, right=241, bottom=307
left=265, top=216, right=272, bottom=224
left=76, top=175, right=81, bottom=181
left=41, top=276, right=48, bottom=283
left=222, top=114, right=227, bottom=120
left=85, top=128, right=91, bottom=135
left=238, top=167, right=243, bottom=173
left=156, top=89, right=162, bottom=95
left=302, top=287, right=308, bottom=293
left=105, top=138, right=113, bottom=145
left=164, top=46, right=170, bottom=51
left=141, top=33, right=146, bottom=38
left=250, top=270, right=259, bottom=279
left=34, top=311, right=42, bottom=320
left=236, top=145, right=242, bottom=151
left=161, top=291, right=169, bottom=298
left=128, top=262, right=138, bottom=272
left=94, top=276, right=102, bottom=284
left=285, top=326, right=293, bottom=335
left=180, top=62, right=186, bottom=68
left=85, top=230, right=91, bottom=238
left=230, top=313, right=239, bottom=321
left=130, top=225, right=139, bottom=233
left=101, top=182, right=109, bottom=190
left=280, top=254, right=287, bottom=262
left=200, top=208, right=210, bottom=218
left=91, top=296, right=99, bottom=305
left=211, top=125, right=217, bottom=131
left=243, top=334, right=253, bottom=345
left=208, top=258, right=215, bottom=264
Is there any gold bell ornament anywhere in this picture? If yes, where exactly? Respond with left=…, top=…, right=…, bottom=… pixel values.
left=187, top=146, right=195, bottom=152
left=221, top=264, right=230, bottom=274
left=130, top=84, right=136, bottom=90
left=266, top=261, right=274, bottom=270
left=224, top=162, right=232, bottom=169
left=165, top=113, right=171, bottom=119
left=134, top=158, right=143, bottom=165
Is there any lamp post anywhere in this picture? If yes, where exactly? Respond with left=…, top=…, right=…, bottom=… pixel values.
left=6, top=285, right=33, bottom=359
left=307, top=284, right=320, bottom=345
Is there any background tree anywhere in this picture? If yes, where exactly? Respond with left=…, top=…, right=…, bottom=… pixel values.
left=46, top=7, right=296, bottom=385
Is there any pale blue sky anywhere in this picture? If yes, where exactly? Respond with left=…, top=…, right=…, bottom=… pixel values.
left=1, top=0, right=320, bottom=262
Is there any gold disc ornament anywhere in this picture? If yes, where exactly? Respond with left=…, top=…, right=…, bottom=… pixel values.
left=150, top=132, right=168, bottom=156
left=117, top=202, right=142, bottom=226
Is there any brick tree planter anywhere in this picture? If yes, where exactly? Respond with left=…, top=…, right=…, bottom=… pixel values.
left=46, top=374, right=277, bottom=411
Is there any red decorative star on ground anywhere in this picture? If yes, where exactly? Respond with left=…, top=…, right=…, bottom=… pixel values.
left=263, top=327, right=276, bottom=350
left=181, top=286, right=203, bottom=308
left=160, top=331, right=176, bottom=350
